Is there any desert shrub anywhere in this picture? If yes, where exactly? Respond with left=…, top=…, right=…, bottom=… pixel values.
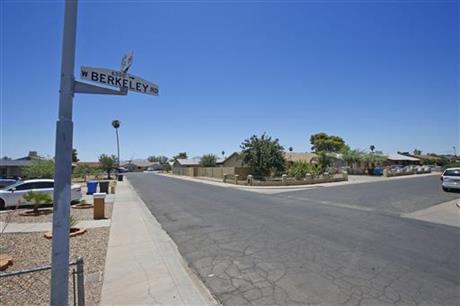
left=23, top=191, right=53, bottom=213
left=288, top=161, right=321, bottom=179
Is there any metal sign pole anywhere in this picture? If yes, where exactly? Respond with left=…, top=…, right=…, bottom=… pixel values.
left=50, top=0, right=78, bottom=304
left=50, top=2, right=156, bottom=303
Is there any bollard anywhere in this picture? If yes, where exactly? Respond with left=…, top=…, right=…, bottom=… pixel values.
left=110, top=185, right=116, bottom=194
left=342, top=171, right=348, bottom=181
left=93, top=193, right=106, bottom=220
left=234, top=174, right=239, bottom=185
left=282, top=174, right=287, bottom=185
left=223, top=174, right=228, bottom=183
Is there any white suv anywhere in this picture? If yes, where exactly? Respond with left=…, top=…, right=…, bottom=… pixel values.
left=0, top=179, right=82, bottom=209
left=441, top=168, right=460, bottom=192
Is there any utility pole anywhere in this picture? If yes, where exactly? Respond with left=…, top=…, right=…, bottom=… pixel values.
left=50, top=0, right=78, bottom=304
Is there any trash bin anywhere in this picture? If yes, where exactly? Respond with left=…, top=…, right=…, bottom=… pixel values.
left=373, top=167, right=383, bottom=176
left=117, top=174, right=123, bottom=182
left=93, top=193, right=106, bottom=219
left=99, top=181, right=109, bottom=193
left=87, top=181, right=98, bottom=195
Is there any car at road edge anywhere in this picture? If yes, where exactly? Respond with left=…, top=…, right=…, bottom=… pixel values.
left=0, top=179, right=82, bottom=209
left=440, top=168, right=460, bottom=192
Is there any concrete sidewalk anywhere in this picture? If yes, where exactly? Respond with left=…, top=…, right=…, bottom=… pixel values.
left=100, top=179, right=216, bottom=305
left=402, top=198, right=460, bottom=228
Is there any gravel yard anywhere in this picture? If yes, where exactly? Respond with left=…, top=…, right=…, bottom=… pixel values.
left=0, top=227, right=110, bottom=305
left=0, top=201, right=113, bottom=224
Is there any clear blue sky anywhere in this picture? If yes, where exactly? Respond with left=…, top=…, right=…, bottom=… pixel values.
left=1, top=0, right=459, bottom=161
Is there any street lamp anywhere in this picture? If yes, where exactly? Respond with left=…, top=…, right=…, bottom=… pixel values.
left=112, top=120, right=121, bottom=167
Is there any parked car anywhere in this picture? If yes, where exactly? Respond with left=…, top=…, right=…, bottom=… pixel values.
left=0, top=176, right=21, bottom=188
left=0, top=179, right=82, bottom=209
left=440, top=168, right=460, bottom=192
left=116, top=167, right=129, bottom=173
left=389, top=165, right=404, bottom=172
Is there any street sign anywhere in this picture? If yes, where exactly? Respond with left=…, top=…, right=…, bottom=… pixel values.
left=121, top=51, right=133, bottom=73
left=80, top=66, right=159, bottom=96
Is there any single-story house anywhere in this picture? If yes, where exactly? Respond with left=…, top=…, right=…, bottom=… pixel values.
left=173, top=158, right=201, bottom=168
left=0, top=159, right=30, bottom=177
left=221, top=152, right=244, bottom=167
left=0, top=151, right=44, bottom=177
left=121, top=160, right=161, bottom=172
left=384, top=153, right=420, bottom=166
left=283, top=152, right=317, bottom=165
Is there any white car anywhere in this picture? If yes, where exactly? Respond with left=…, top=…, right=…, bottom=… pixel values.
left=0, top=179, right=82, bottom=209
left=441, top=168, right=460, bottom=192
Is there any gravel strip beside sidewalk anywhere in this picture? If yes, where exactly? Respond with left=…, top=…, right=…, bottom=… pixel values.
left=0, top=227, right=110, bottom=305
left=1, top=219, right=111, bottom=233
left=0, top=201, right=113, bottom=224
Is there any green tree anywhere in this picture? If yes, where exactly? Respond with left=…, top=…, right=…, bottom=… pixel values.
left=310, top=132, right=348, bottom=153
left=363, top=152, right=387, bottom=170
left=147, top=155, right=169, bottom=164
left=342, top=149, right=365, bottom=168
left=23, top=191, right=53, bottom=214
left=22, top=159, right=55, bottom=178
left=369, top=145, right=375, bottom=152
left=240, top=133, right=285, bottom=178
left=316, top=151, right=336, bottom=174
left=172, top=152, right=188, bottom=162
left=147, top=155, right=171, bottom=170
left=72, top=164, right=99, bottom=178
left=99, top=154, right=117, bottom=179
left=72, top=149, right=79, bottom=163
left=200, top=154, right=218, bottom=167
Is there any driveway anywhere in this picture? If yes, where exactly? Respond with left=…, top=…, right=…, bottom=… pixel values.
left=127, top=173, right=460, bottom=305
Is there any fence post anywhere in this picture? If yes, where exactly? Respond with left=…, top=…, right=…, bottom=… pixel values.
left=76, top=257, right=85, bottom=306
left=247, top=175, right=253, bottom=186
left=72, top=268, right=77, bottom=306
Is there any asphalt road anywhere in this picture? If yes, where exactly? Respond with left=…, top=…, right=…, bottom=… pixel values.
left=127, top=174, right=460, bottom=306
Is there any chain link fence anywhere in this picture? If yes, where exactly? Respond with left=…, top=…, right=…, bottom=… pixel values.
left=0, top=257, right=85, bottom=306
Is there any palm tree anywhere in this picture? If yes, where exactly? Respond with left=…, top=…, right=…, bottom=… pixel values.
left=369, top=145, right=375, bottom=152
left=112, top=120, right=121, bottom=167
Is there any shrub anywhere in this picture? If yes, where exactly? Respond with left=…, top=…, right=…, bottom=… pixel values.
left=443, top=162, right=460, bottom=170
left=288, top=161, right=321, bottom=179
left=72, top=165, right=100, bottom=178
left=70, top=215, right=79, bottom=228
left=23, top=191, right=53, bottom=213
left=22, top=159, right=55, bottom=179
